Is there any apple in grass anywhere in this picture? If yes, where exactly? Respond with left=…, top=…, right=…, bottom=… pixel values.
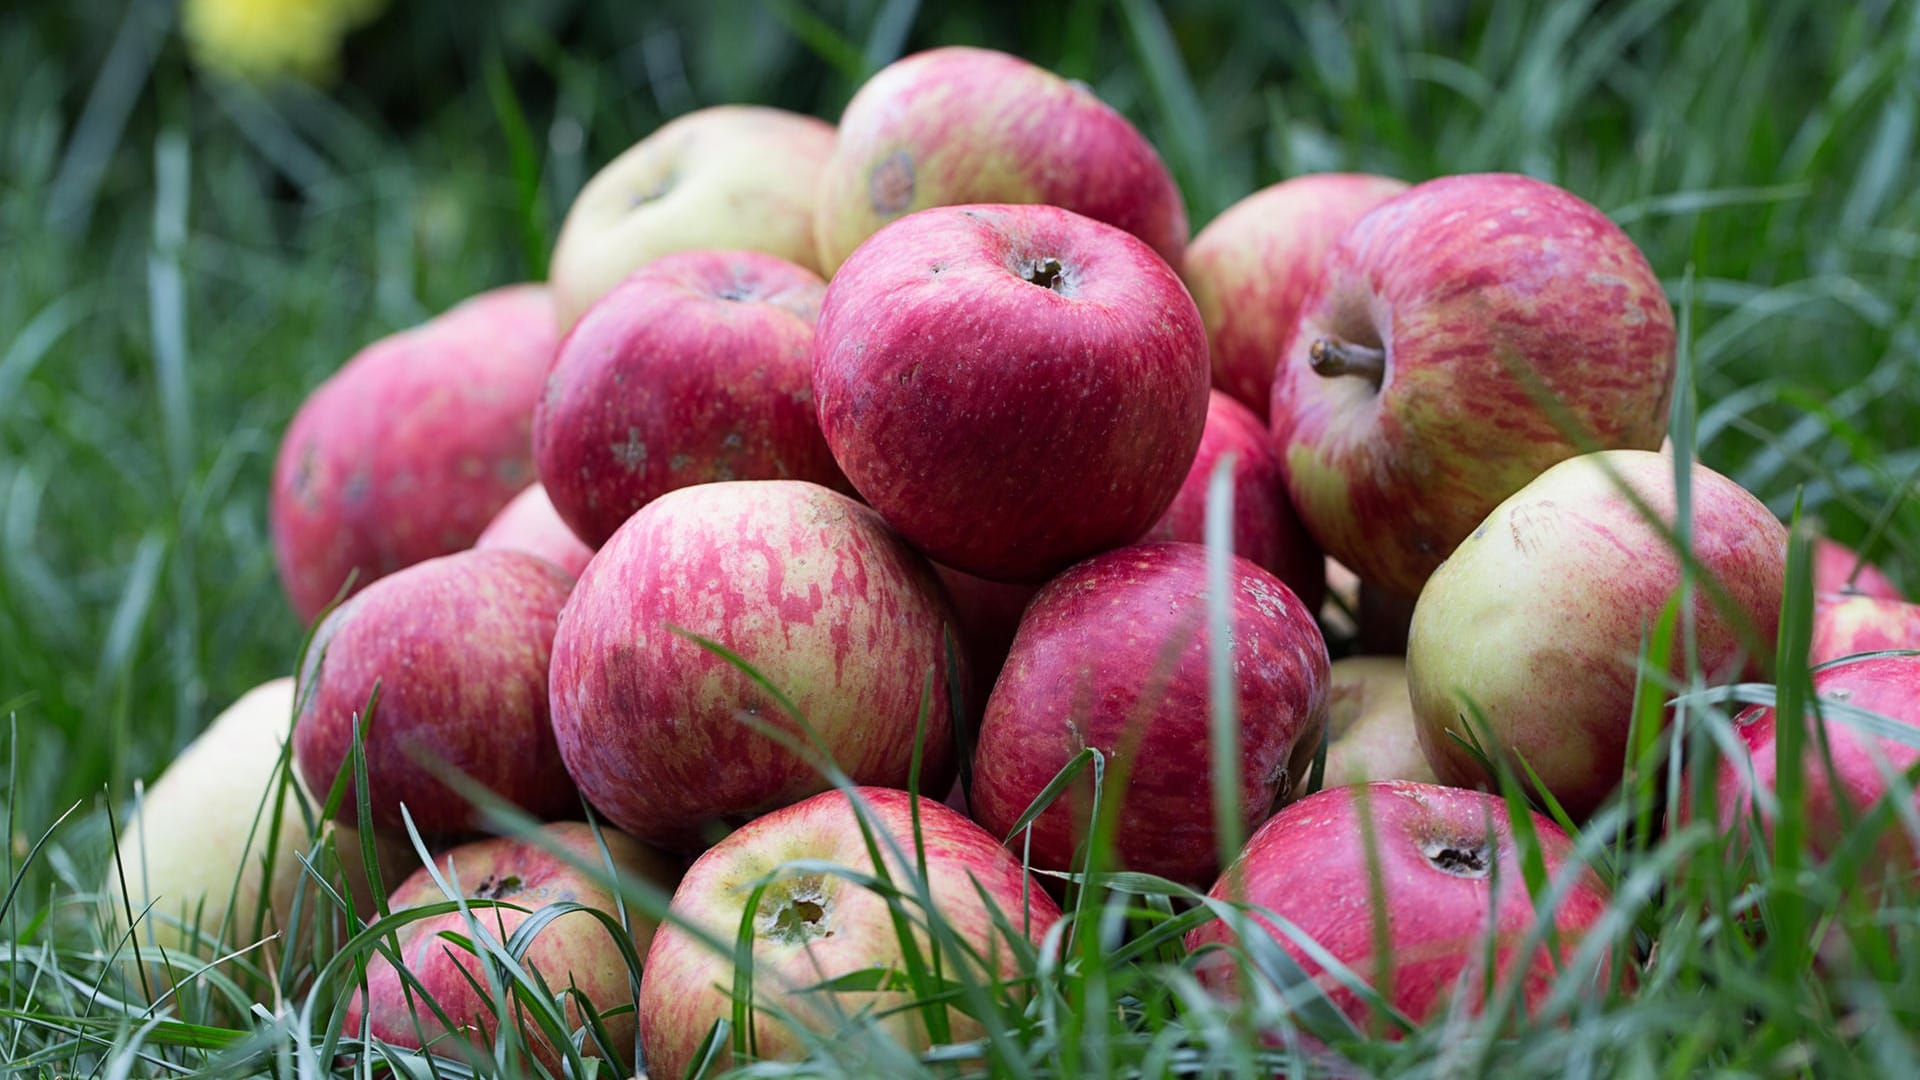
left=814, top=46, right=1187, bottom=274
left=1322, top=656, right=1435, bottom=786
left=1813, top=537, right=1903, bottom=600
left=548, top=481, right=963, bottom=854
left=1809, top=594, right=1920, bottom=666
left=1408, top=450, right=1785, bottom=819
left=475, top=484, right=594, bottom=580
left=294, top=549, right=578, bottom=834
left=638, top=787, right=1060, bottom=1076
left=970, top=542, right=1329, bottom=888
left=534, top=250, right=846, bottom=548
left=1183, top=173, right=1408, bottom=418
left=271, top=284, right=556, bottom=623
left=1271, top=173, right=1677, bottom=600
left=550, top=106, right=835, bottom=328
left=813, top=203, right=1209, bottom=583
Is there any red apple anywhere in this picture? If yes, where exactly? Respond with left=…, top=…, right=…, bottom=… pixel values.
left=346, top=822, right=680, bottom=1071
left=551, top=106, right=835, bottom=328
left=271, top=284, right=556, bottom=623
left=813, top=203, right=1209, bottom=583
left=293, top=549, right=577, bottom=833
left=931, top=562, right=1040, bottom=716
left=1272, top=173, right=1676, bottom=598
left=1809, top=594, right=1920, bottom=666
left=970, top=542, right=1329, bottom=887
left=548, top=481, right=961, bottom=853
left=1184, top=173, right=1407, bottom=418
left=814, top=46, right=1186, bottom=274
left=1813, top=537, right=1903, bottom=600
left=534, top=250, right=845, bottom=548
left=1322, top=657, right=1436, bottom=786
left=638, top=787, right=1059, bottom=1076
left=1143, top=390, right=1326, bottom=612
left=1186, top=782, right=1614, bottom=1031
left=1408, top=451, right=1785, bottom=819
left=475, top=484, right=593, bottom=580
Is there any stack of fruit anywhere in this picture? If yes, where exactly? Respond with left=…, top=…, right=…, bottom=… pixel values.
left=111, top=44, right=1920, bottom=1072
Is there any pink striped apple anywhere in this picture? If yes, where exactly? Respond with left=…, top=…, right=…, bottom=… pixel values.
left=1809, top=594, right=1920, bottom=667
left=475, top=484, right=593, bottom=580
left=1813, top=537, right=1903, bottom=600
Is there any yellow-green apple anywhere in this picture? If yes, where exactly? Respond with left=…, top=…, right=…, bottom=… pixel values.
left=1143, top=390, right=1325, bottom=611
left=1322, top=656, right=1435, bottom=786
left=533, top=250, right=845, bottom=548
left=550, top=106, right=834, bottom=328
left=1186, top=782, right=1614, bottom=1031
left=475, top=483, right=593, bottom=580
left=1814, top=537, right=1903, bottom=600
left=346, top=822, right=680, bottom=1071
left=1271, top=174, right=1676, bottom=599
left=548, top=481, right=962, bottom=853
left=813, top=203, right=1209, bottom=583
left=814, top=46, right=1186, bottom=274
left=637, top=787, right=1059, bottom=1076
left=1408, top=450, right=1785, bottom=818
left=970, top=542, right=1329, bottom=887
left=271, top=284, right=556, bottom=622
left=1809, top=594, right=1920, bottom=666
left=1184, top=173, right=1407, bottom=418
left=294, top=549, right=577, bottom=833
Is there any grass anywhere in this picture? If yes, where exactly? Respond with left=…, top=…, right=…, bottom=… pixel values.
left=4, top=0, right=1920, bottom=1074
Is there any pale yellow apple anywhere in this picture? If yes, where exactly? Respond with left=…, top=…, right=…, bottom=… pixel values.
left=1319, top=656, right=1436, bottom=786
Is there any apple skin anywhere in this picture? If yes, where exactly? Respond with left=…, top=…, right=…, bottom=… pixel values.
left=346, top=822, right=680, bottom=1071
left=1813, top=537, right=1903, bottom=600
left=534, top=250, right=845, bottom=548
left=550, top=106, right=835, bottom=328
left=814, top=46, right=1186, bottom=275
left=1184, top=174, right=1408, bottom=419
left=293, top=549, right=578, bottom=833
left=1321, top=657, right=1436, bottom=787
left=1408, top=450, right=1785, bottom=819
left=813, top=203, right=1210, bottom=583
left=970, top=542, right=1330, bottom=887
left=475, top=484, right=594, bottom=580
left=1142, top=390, right=1326, bottom=612
left=1271, top=173, right=1676, bottom=598
left=548, top=481, right=962, bottom=853
left=1185, top=781, right=1613, bottom=1031
left=1808, top=594, right=1920, bottom=667
left=931, top=562, right=1040, bottom=719
left=271, top=284, right=556, bottom=623
left=638, top=787, right=1060, bottom=1076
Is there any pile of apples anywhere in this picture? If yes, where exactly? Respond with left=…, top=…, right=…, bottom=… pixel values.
left=115, top=44, right=1920, bottom=1071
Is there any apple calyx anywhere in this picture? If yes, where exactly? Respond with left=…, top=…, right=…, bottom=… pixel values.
left=1308, top=337, right=1386, bottom=385
left=473, top=873, right=524, bottom=900
left=757, top=874, right=836, bottom=945
left=1020, top=257, right=1071, bottom=295
left=1420, top=837, right=1491, bottom=878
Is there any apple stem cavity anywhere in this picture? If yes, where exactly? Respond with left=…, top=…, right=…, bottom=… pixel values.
left=1308, top=337, right=1386, bottom=384
left=1022, top=257, right=1070, bottom=295
left=1421, top=839, right=1491, bottom=878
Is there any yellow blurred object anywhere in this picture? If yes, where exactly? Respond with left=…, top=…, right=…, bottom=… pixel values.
left=182, top=0, right=387, bottom=82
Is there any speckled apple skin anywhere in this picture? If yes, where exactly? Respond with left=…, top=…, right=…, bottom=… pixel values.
left=1143, top=390, right=1326, bottom=612
left=812, top=203, right=1209, bottom=584
left=1272, top=173, right=1676, bottom=598
left=475, top=483, right=594, bottom=580
left=638, top=788, right=1059, bottom=1077
left=1185, top=174, right=1407, bottom=419
left=345, top=822, right=680, bottom=1072
left=1321, top=656, right=1436, bottom=786
left=969, top=542, right=1329, bottom=887
left=1186, top=782, right=1613, bottom=1029
left=814, top=46, right=1186, bottom=274
left=1813, top=537, right=1903, bottom=600
left=534, top=250, right=845, bottom=548
left=1407, top=451, right=1785, bottom=819
left=551, top=106, right=835, bottom=328
left=270, top=284, right=556, bottom=623
left=1808, top=594, right=1920, bottom=666
left=293, top=549, right=577, bottom=833
left=548, top=482, right=962, bottom=853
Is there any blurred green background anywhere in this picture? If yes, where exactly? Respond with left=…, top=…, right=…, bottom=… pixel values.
left=3, top=0, right=1917, bottom=852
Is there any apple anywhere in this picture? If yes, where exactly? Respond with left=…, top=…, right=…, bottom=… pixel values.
left=1183, top=173, right=1407, bottom=418
left=534, top=250, right=846, bottom=548
left=294, top=549, right=577, bottom=833
left=1321, top=657, right=1436, bottom=787
left=1814, top=537, right=1903, bottom=600
left=548, top=481, right=962, bottom=853
left=271, top=284, right=556, bottom=623
left=814, top=46, right=1186, bottom=275
left=931, top=562, right=1040, bottom=718
left=1186, top=781, right=1614, bottom=1031
left=1320, top=557, right=1362, bottom=641
left=346, top=822, right=680, bottom=1071
left=970, top=542, right=1329, bottom=887
left=550, top=106, right=835, bottom=328
left=813, top=203, right=1209, bottom=583
left=1271, top=173, right=1676, bottom=599
left=475, top=484, right=594, bottom=580
left=1142, top=390, right=1326, bottom=612
left=638, top=787, right=1059, bottom=1076
left=1408, top=450, right=1785, bottom=819
left=1809, top=594, right=1920, bottom=667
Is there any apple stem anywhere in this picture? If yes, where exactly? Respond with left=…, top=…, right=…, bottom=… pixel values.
left=1309, top=338, right=1386, bottom=383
